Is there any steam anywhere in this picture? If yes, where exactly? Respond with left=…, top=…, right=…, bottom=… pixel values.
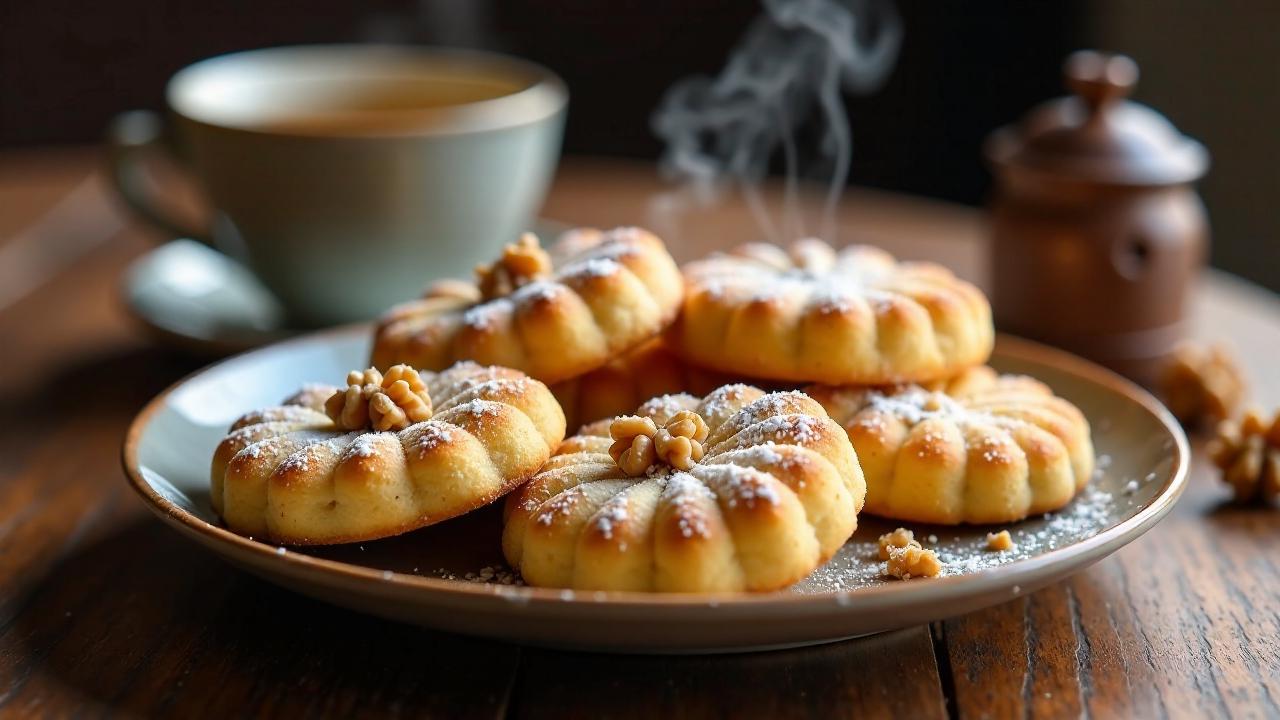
left=650, top=0, right=902, bottom=244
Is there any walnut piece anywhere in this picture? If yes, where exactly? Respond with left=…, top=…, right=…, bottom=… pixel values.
left=885, top=541, right=942, bottom=580
left=324, top=365, right=433, bottom=432
left=609, top=416, right=659, bottom=476
left=877, top=527, right=916, bottom=560
left=1208, top=408, right=1280, bottom=504
left=608, top=410, right=710, bottom=476
left=986, top=530, right=1015, bottom=551
left=653, top=410, right=710, bottom=471
left=475, top=233, right=553, bottom=300
left=1161, top=343, right=1246, bottom=427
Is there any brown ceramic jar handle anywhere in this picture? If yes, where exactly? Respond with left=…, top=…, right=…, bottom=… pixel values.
left=1065, top=50, right=1139, bottom=114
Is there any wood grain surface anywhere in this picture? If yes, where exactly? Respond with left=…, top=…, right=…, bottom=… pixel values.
left=1, top=148, right=1278, bottom=718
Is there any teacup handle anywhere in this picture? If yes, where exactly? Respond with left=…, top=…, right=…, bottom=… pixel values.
left=107, top=110, right=214, bottom=245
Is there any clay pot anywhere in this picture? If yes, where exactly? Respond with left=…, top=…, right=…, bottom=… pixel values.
left=986, top=50, right=1209, bottom=386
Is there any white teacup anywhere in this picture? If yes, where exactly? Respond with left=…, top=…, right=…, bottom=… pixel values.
left=110, top=45, right=567, bottom=326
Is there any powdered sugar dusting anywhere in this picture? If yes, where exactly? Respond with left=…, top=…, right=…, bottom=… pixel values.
left=687, top=242, right=901, bottom=310
left=636, top=393, right=697, bottom=423
left=462, top=303, right=504, bottom=331
left=972, top=434, right=1012, bottom=464
left=458, top=377, right=532, bottom=401
left=936, top=486, right=1115, bottom=576
left=443, top=360, right=505, bottom=379
left=438, top=364, right=521, bottom=400
left=794, top=467, right=1150, bottom=594
left=661, top=473, right=716, bottom=539
left=561, top=256, right=622, bottom=280
left=451, top=399, right=503, bottom=420
left=535, top=488, right=583, bottom=527
left=865, top=388, right=999, bottom=426
left=412, top=423, right=456, bottom=457
left=234, top=434, right=295, bottom=462
left=276, top=439, right=338, bottom=474
left=511, top=280, right=565, bottom=304
left=809, top=283, right=859, bottom=314
left=694, top=464, right=781, bottom=509
left=697, top=383, right=756, bottom=422
left=592, top=494, right=630, bottom=542
left=275, top=445, right=312, bottom=474
left=347, top=434, right=381, bottom=459
left=749, top=391, right=812, bottom=417
left=459, top=281, right=567, bottom=328
left=722, top=443, right=801, bottom=472
left=735, top=414, right=823, bottom=447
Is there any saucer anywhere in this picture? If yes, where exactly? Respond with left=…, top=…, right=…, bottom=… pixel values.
left=122, top=219, right=571, bottom=355
left=123, top=239, right=293, bottom=355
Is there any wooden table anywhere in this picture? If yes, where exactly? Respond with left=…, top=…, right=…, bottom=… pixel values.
left=2, top=148, right=1279, bottom=718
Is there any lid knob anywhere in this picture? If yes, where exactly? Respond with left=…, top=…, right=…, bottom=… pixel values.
left=1065, top=50, right=1139, bottom=114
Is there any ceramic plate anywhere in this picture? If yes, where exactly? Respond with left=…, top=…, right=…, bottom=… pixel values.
left=123, top=328, right=1188, bottom=653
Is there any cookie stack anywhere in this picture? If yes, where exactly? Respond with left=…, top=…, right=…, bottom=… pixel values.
left=209, top=228, right=1094, bottom=593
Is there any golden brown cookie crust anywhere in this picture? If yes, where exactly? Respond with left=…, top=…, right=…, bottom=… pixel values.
left=674, top=239, right=993, bottom=385
left=808, top=366, right=1094, bottom=525
left=372, top=227, right=684, bottom=384
left=502, top=384, right=867, bottom=592
left=210, top=362, right=566, bottom=545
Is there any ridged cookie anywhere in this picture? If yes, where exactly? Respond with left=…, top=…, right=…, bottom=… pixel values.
left=372, top=227, right=683, bottom=383
left=503, top=385, right=866, bottom=592
left=210, top=362, right=565, bottom=544
left=674, top=239, right=993, bottom=384
left=807, top=366, right=1093, bottom=524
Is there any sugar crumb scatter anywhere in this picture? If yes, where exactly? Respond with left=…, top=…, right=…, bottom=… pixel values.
left=422, top=470, right=1138, bottom=595
left=430, top=565, right=525, bottom=586
left=795, top=483, right=1129, bottom=592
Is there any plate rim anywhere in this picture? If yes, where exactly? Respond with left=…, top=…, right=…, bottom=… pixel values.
left=122, top=326, right=1190, bottom=611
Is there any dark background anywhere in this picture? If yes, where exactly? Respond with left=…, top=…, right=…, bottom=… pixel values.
left=4, top=0, right=1276, bottom=289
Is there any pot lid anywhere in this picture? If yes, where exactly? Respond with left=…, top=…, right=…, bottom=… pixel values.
left=986, top=50, right=1208, bottom=186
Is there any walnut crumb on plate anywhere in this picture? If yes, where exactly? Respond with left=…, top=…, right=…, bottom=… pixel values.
left=877, top=527, right=916, bottom=560
left=986, top=530, right=1015, bottom=551
left=885, top=542, right=942, bottom=579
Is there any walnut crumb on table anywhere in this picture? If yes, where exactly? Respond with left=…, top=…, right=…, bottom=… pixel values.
left=986, top=530, right=1015, bottom=551
left=1160, top=342, right=1246, bottom=428
left=1208, top=408, right=1280, bottom=504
